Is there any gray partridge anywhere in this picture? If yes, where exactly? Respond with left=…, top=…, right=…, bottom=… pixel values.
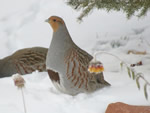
left=45, top=16, right=110, bottom=95
left=0, top=47, right=48, bottom=78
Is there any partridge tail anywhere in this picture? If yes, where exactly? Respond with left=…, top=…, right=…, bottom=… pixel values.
left=103, top=80, right=111, bottom=86
left=96, top=72, right=111, bottom=86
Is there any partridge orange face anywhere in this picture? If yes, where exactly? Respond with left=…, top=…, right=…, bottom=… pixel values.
left=45, top=16, right=64, bottom=32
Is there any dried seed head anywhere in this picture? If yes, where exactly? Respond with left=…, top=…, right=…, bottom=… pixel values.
left=88, top=60, right=104, bottom=74
left=12, top=74, right=25, bottom=88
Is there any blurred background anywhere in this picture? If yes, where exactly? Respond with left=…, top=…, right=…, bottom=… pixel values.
left=0, top=0, right=150, bottom=57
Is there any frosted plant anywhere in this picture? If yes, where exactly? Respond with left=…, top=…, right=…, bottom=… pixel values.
left=88, top=51, right=150, bottom=100
left=88, top=60, right=104, bottom=74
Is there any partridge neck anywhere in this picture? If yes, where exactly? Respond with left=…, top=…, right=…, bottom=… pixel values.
left=46, top=25, right=75, bottom=72
left=52, top=25, right=75, bottom=49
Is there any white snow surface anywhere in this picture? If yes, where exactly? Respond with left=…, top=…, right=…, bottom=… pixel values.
left=0, top=0, right=150, bottom=113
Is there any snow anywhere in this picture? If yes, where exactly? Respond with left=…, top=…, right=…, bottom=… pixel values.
left=0, top=0, right=150, bottom=113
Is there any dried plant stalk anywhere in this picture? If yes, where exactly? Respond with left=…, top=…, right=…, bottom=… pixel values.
left=12, top=74, right=27, bottom=113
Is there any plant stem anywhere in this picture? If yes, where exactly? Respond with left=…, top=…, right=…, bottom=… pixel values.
left=94, top=51, right=128, bottom=66
left=21, top=87, right=27, bottom=113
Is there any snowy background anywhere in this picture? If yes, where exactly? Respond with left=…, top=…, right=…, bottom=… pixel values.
left=0, top=0, right=150, bottom=113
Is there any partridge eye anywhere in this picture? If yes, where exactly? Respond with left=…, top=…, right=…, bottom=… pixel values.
left=53, top=19, right=56, bottom=22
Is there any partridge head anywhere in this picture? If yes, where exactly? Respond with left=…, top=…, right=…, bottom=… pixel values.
left=46, top=16, right=110, bottom=95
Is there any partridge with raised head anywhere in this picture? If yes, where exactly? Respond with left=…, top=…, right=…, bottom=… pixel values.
left=0, top=47, right=48, bottom=78
left=46, top=16, right=110, bottom=95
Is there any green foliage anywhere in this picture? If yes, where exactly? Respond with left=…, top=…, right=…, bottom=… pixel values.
left=67, top=0, right=150, bottom=20
left=120, top=62, right=123, bottom=70
left=136, top=76, right=141, bottom=89
left=127, top=67, right=131, bottom=78
left=131, top=70, right=135, bottom=80
left=144, top=83, right=148, bottom=100
left=124, top=65, right=150, bottom=100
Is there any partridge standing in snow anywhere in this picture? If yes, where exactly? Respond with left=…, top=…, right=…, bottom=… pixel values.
left=45, top=16, right=110, bottom=95
left=0, top=47, right=48, bottom=78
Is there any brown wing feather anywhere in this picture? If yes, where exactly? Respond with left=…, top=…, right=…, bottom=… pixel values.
left=12, top=47, right=47, bottom=75
left=65, top=47, right=110, bottom=91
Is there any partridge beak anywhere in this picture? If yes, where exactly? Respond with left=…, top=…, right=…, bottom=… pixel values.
left=45, top=19, right=49, bottom=23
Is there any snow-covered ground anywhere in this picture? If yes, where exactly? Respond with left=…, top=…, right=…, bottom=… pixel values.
left=0, top=0, right=150, bottom=113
